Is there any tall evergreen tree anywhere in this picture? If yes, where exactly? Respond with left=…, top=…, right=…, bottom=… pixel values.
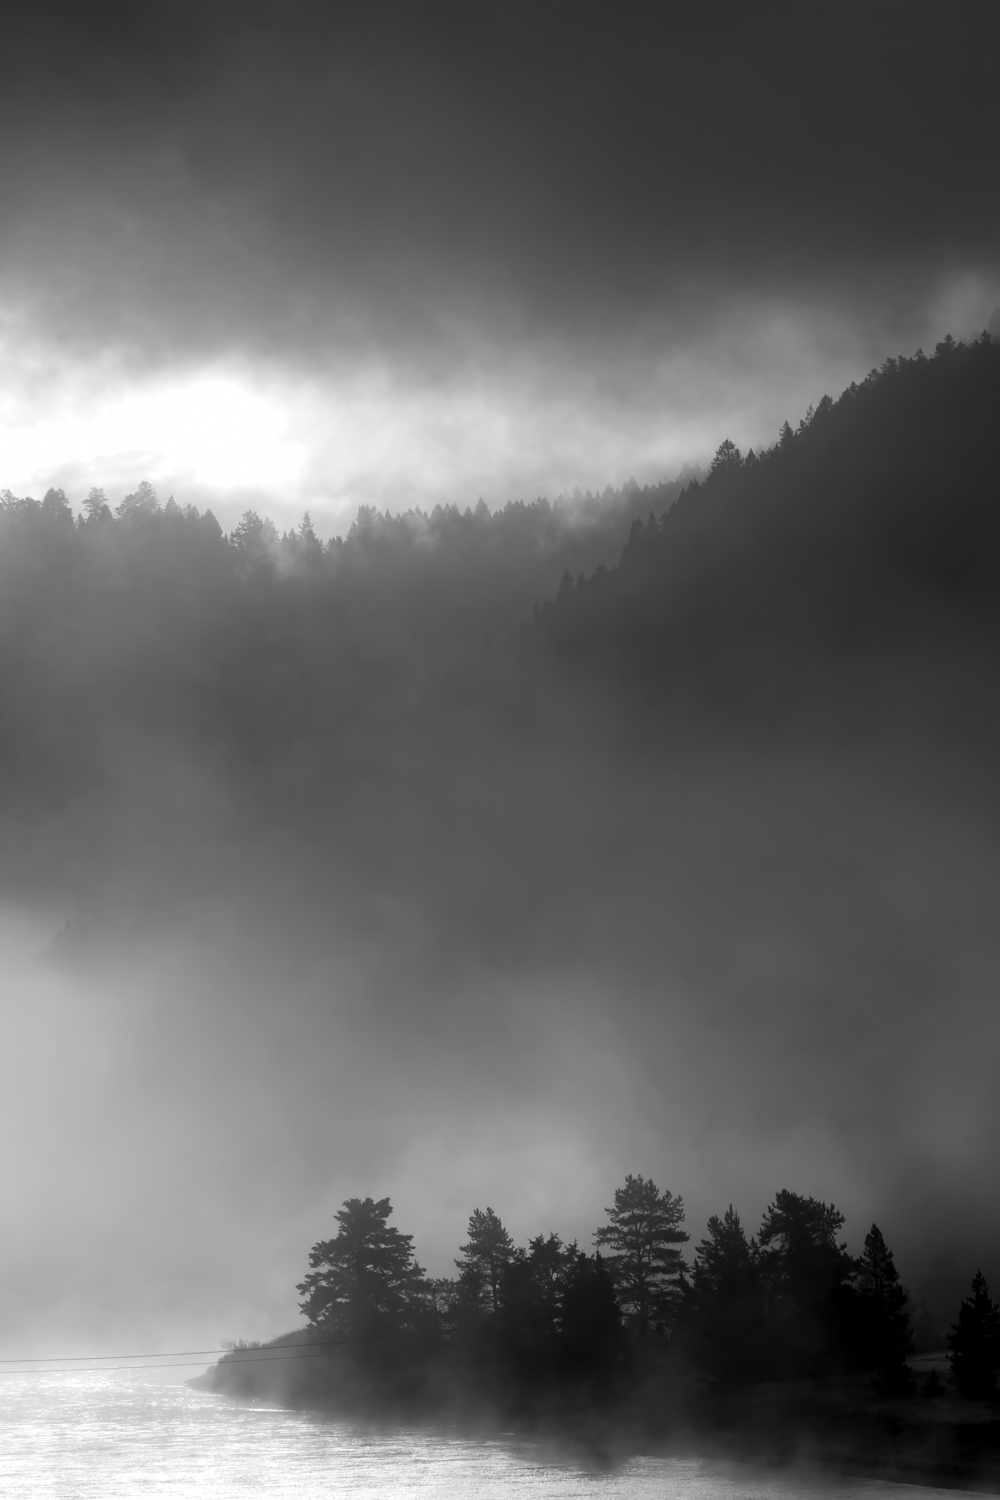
left=81, top=486, right=112, bottom=522
left=116, top=479, right=160, bottom=522
left=297, top=1196, right=428, bottom=1342
left=594, top=1174, right=688, bottom=1337
left=850, top=1224, right=914, bottom=1394
left=948, top=1270, right=1000, bottom=1399
left=558, top=1251, right=623, bottom=1379
left=708, top=438, right=742, bottom=477
left=455, top=1206, right=514, bottom=1314
left=495, top=1233, right=570, bottom=1382
left=757, top=1190, right=856, bottom=1376
left=685, top=1205, right=767, bottom=1386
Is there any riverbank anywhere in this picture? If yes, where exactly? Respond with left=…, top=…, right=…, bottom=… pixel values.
left=701, top=1379, right=1000, bottom=1494
left=192, top=1341, right=1000, bottom=1493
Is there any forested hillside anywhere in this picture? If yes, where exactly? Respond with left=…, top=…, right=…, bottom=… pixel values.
left=534, top=333, right=1000, bottom=683
left=0, top=336, right=997, bottom=1342
left=0, top=471, right=687, bottom=876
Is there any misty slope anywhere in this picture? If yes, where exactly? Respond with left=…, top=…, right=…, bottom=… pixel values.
left=533, top=334, right=1000, bottom=679
left=2, top=338, right=997, bottom=1045
left=0, top=473, right=687, bottom=894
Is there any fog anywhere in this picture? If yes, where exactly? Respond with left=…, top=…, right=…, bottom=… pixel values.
left=7, top=280, right=993, bottom=534
left=2, top=604, right=997, bottom=1354
left=0, top=3, right=998, bottom=1371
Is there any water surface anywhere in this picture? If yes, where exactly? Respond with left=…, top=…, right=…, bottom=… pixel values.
left=0, top=1372, right=980, bottom=1499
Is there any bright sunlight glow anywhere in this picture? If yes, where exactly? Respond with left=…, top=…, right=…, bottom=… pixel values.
left=0, top=373, right=304, bottom=495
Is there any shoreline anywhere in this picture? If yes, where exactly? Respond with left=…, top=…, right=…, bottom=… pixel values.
left=191, top=1353, right=1000, bottom=1494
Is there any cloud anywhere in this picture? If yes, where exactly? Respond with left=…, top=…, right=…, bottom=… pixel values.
left=0, top=4, right=996, bottom=523
left=8, top=283, right=998, bottom=532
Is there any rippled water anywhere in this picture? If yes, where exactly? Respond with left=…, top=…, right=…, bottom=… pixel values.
left=0, top=1371, right=978, bottom=1499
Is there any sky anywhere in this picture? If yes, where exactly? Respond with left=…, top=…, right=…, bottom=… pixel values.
left=0, top=0, right=998, bottom=1361
left=0, top=1, right=997, bottom=533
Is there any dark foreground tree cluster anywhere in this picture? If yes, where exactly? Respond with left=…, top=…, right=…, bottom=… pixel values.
left=209, top=1177, right=1000, bottom=1426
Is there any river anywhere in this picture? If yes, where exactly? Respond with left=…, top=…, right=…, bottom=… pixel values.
left=0, top=1370, right=980, bottom=1498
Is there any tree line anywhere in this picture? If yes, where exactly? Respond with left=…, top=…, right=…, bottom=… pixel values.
left=0, top=466, right=687, bottom=870
left=0, top=332, right=994, bottom=890
left=285, top=1176, right=1000, bottom=1408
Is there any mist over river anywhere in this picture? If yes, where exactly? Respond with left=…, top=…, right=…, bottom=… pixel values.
left=0, top=1372, right=982, bottom=1499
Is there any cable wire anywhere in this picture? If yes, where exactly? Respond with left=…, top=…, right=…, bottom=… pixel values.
left=0, top=1333, right=388, bottom=1376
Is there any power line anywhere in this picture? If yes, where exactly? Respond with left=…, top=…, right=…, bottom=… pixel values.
left=2, top=1348, right=235, bottom=1364
left=0, top=1333, right=386, bottom=1376
left=0, top=1361, right=217, bottom=1376
left=0, top=1349, right=364, bottom=1376
left=0, top=1344, right=371, bottom=1368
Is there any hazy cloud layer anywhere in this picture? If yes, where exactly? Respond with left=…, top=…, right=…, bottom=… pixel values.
left=3, top=673, right=995, bottom=1351
left=0, top=3, right=997, bottom=523
left=4, top=2, right=998, bottom=351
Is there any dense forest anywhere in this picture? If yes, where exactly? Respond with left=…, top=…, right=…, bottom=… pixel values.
left=538, top=333, right=1000, bottom=663
left=0, top=463, right=693, bottom=910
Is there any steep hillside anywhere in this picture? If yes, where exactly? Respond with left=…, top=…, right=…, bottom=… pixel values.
left=534, top=335, right=1000, bottom=689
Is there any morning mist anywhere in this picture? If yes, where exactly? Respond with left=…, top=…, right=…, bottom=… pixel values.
left=1, top=4, right=999, bottom=1494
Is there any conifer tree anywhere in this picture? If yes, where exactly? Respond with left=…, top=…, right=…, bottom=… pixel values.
left=494, top=1232, right=572, bottom=1379
left=594, top=1174, right=688, bottom=1337
left=558, top=1251, right=622, bottom=1376
left=757, top=1190, right=856, bottom=1376
left=685, top=1205, right=766, bottom=1385
left=297, top=1196, right=427, bottom=1340
left=708, top=438, right=742, bottom=477
left=116, top=479, right=159, bottom=521
left=852, top=1224, right=914, bottom=1395
left=948, top=1270, right=1000, bottom=1399
left=455, top=1206, right=514, bottom=1313
left=82, top=486, right=112, bottom=522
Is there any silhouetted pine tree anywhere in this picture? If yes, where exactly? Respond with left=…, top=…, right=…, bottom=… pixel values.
left=684, top=1205, right=767, bottom=1387
left=495, top=1232, right=570, bottom=1385
left=850, top=1224, right=914, bottom=1395
left=757, top=1190, right=857, bottom=1377
left=297, top=1196, right=428, bottom=1347
left=455, top=1206, right=514, bottom=1314
left=594, top=1174, right=688, bottom=1338
left=557, top=1251, right=623, bottom=1379
left=708, top=438, right=742, bottom=478
left=948, top=1270, right=1000, bottom=1399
